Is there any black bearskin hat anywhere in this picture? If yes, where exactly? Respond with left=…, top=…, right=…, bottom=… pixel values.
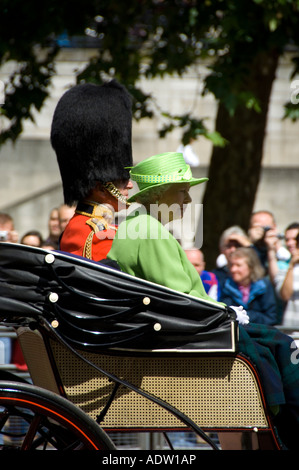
left=51, top=80, right=132, bottom=206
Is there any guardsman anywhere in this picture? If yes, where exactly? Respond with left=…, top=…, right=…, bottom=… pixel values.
left=50, top=80, right=133, bottom=260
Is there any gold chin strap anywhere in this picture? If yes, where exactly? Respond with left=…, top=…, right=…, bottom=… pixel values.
left=103, top=182, right=131, bottom=206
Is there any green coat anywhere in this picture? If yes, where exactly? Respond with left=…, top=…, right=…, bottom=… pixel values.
left=108, top=212, right=219, bottom=305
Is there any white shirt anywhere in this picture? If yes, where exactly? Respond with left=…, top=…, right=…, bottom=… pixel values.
left=275, top=264, right=299, bottom=328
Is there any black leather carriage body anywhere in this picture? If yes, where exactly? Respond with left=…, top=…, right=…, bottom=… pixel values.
left=0, top=243, right=237, bottom=353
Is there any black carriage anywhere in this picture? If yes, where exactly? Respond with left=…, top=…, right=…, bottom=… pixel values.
left=0, top=243, right=281, bottom=450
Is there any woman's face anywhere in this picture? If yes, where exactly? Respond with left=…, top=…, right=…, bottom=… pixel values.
left=157, top=183, right=192, bottom=223
left=229, top=256, right=251, bottom=286
left=285, top=228, right=299, bottom=256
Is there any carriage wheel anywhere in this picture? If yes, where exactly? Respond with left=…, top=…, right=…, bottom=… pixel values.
left=0, top=381, right=116, bottom=450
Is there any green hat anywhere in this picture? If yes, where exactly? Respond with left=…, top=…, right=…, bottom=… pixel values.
left=128, top=152, right=208, bottom=202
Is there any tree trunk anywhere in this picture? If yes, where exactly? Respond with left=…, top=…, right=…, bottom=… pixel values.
left=201, top=50, right=279, bottom=269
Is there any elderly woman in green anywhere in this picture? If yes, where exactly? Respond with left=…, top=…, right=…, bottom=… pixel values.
left=107, top=151, right=299, bottom=449
left=109, top=152, right=216, bottom=301
left=109, top=152, right=246, bottom=322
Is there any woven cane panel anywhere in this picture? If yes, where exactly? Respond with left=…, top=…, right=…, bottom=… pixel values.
left=16, top=328, right=60, bottom=394
left=49, top=340, right=268, bottom=430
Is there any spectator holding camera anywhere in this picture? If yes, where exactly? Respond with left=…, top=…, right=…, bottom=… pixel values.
left=248, top=210, right=290, bottom=271
left=248, top=211, right=293, bottom=324
left=273, top=223, right=299, bottom=327
left=0, top=213, right=18, bottom=243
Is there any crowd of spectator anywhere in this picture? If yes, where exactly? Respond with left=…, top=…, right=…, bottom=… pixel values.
left=185, top=210, right=299, bottom=329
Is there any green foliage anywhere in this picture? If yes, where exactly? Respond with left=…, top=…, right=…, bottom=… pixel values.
left=1, top=0, right=299, bottom=146
left=284, top=101, right=299, bottom=122
left=0, top=0, right=99, bottom=143
left=0, top=48, right=58, bottom=145
left=159, top=112, right=228, bottom=147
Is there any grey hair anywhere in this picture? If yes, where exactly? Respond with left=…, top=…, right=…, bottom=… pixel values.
left=219, top=225, right=247, bottom=250
left=134, top=184, right=172, bottom=206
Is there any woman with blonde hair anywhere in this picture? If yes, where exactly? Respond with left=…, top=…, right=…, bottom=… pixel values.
left=220, top=247, right=278, bottom=325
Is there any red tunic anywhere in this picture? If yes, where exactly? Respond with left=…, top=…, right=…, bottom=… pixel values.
left=60, top=213, right=117, bottom=261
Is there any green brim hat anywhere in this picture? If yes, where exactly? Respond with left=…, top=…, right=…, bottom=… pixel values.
left=128, top=152, right=208, bottom=202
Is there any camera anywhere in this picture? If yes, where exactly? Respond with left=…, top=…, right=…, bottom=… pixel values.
left=0, top=231, right=8, bottom=241
left=262, top=226, right=284, bottom=240
left=277, top=233, right=285, bottom=240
